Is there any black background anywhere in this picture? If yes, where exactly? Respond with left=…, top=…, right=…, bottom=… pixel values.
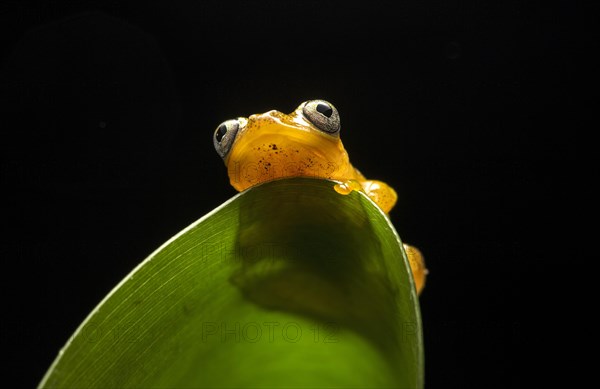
left=0, top=1, right=573, bottom=387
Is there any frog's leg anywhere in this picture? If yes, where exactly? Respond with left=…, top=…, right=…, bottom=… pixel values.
left=334, top=178, right=427, bottom=294
left=360, top=180, right=398, bottom=214
left=403, top=244, right=427, bottom=295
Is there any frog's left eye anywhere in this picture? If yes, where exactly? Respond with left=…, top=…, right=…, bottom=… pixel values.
left=302, top=100, right=341, bottom=135
left=213, top=119, right=243, bottom=159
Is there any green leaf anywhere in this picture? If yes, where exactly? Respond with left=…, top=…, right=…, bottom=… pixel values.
left=39, top=178, right=423, bottom=388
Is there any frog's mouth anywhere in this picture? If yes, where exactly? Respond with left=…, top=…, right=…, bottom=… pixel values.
left=228, top=136, right=329, bottom=188
left=228, top=137, right=350, bottom=193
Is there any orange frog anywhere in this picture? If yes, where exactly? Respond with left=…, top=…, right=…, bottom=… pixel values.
left=213, top=99, right=427, bottom=294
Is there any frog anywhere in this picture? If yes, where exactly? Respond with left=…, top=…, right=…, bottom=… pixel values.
left=213, top=99, right=427, bottom=294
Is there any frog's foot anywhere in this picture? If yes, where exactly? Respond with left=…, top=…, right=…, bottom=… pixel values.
left=403, top=244, right=428, bottom=295
left=333, top=179, right=363, bottom=195
left=361, top=180, right=398, bottom=214
left=334, top=179, right=398, bottom=214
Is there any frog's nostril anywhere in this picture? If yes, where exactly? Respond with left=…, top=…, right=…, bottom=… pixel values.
left=249, top=111, right=280, bottom=121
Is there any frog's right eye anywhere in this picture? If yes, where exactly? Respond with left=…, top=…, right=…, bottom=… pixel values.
left=213, top=118, right=244, bottom=159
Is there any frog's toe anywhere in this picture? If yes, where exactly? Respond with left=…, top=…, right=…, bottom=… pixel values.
left=403, top=244, right=427, bottom=295
left=333, top=179, right=362, bottom=195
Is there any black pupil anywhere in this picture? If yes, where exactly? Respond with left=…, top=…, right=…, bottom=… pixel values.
left=216, top=124, right=228, bottom=142
left=316, top=103, right=333, bottom=118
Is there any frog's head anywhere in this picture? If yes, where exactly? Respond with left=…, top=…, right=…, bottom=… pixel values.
left=213, top=99, right=354, bottom=192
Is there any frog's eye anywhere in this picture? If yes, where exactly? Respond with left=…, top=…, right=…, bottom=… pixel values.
left=302, top=100, right=341, bottom=135
left=213, top=119, right=242, bottom=159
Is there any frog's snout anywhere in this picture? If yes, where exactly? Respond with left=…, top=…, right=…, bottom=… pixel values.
left=247, top=112, right=264, bottom=124
left=249, top=110, right=280, bottom=121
